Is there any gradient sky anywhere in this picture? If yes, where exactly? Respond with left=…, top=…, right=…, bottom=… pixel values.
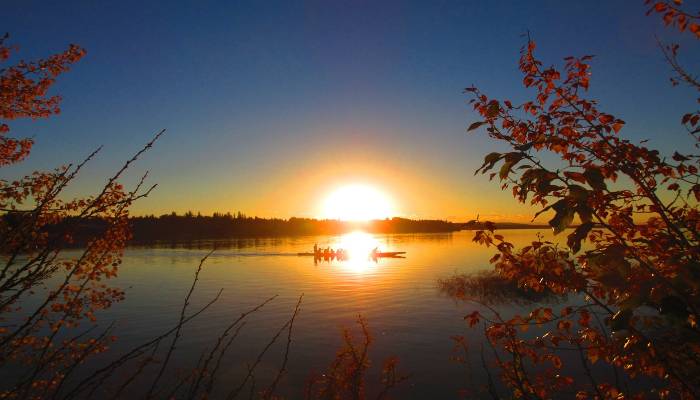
left=2, top=1, right=699, bottom=221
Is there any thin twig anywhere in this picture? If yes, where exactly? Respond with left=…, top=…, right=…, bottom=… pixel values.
left=261, top=294, right=304, bottom=399
left=145, top=248, right=215, bottom=399
left=225, top=294, right=304, bottom=400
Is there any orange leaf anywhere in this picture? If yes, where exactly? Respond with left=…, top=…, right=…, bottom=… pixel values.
left=612, top=121, right=624, bottom=133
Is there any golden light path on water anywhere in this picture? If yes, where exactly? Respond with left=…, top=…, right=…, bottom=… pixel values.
left=335, top=231, right=381, bottom=274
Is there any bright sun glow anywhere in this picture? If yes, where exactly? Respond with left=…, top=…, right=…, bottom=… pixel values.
left=321, top=184, right=395, bottom=221
left=338, top=231, right=379, bottom=261
left=336, top=231, right=381, bottom=273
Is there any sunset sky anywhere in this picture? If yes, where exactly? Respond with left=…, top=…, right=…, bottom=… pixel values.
left=3, top=1, right=699, bottom=221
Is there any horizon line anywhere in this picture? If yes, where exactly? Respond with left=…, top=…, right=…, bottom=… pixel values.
left=121, top=212, right=545, bottom=225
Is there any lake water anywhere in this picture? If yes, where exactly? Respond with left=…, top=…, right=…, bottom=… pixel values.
left=80, top=229, right=559, bottom=399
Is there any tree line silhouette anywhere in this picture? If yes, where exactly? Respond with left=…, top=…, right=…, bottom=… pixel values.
left=3, top=209, right=547, bottom=246
left=0, top=212, right=459, bottom=244
left=121, top=212, right=465, bottom=242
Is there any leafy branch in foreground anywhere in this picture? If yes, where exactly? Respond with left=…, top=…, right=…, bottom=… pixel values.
left=0, top=33, right=312, bottom=400
left=456, top=2, right=700, bottom=398
left=0, top=34, right=168, bottom=398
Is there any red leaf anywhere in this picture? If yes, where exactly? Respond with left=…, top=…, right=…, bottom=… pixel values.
left=465, top=311, right=481, bottom=327
left=598, top=114, right=614, bottom=124
left=564, top=171, right=587, bottom=184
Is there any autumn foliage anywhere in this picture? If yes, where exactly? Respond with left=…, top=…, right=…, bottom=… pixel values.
left=0, top=35, right=161, bottom=398
left=0, top=33, right=85, bottom=166
left=458, top=2, right=700, bottom=398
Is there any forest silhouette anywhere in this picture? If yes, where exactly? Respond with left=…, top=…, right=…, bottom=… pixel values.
left=5, top=211, right=547, bottom=244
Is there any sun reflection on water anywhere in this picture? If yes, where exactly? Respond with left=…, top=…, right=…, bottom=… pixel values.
left=336, top=231, right=380, bottom=273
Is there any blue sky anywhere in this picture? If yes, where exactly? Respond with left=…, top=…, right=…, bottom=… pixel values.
left=2, top=1, right=698, bottom=220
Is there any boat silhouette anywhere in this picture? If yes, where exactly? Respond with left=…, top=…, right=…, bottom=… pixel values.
left=297, top=248, right=406, bottom=259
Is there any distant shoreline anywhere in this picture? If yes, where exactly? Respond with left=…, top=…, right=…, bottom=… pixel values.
left=2, top=212, right=551, bottom=245
left=123, top=215, right=549, bottom=243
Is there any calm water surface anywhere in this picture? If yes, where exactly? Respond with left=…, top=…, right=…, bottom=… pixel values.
left=90, top=229, right=556, bottom=399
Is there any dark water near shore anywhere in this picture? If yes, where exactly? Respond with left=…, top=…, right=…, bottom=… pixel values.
left=69, top=229, right=562, bottom=398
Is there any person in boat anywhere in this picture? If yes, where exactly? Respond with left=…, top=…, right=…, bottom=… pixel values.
left=371, top=247, right=379, bottom=257
left=313, top=243, right=318, bottom=256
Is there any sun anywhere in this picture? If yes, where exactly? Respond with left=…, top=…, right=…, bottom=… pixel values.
left=321, top=184, right=396, bottom=221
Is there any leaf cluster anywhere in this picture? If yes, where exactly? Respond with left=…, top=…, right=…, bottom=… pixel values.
left=462, top=4, right=700, bottom=398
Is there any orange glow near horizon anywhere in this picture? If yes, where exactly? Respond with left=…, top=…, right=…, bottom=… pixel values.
left=320, top=184, right=396, bottom=221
